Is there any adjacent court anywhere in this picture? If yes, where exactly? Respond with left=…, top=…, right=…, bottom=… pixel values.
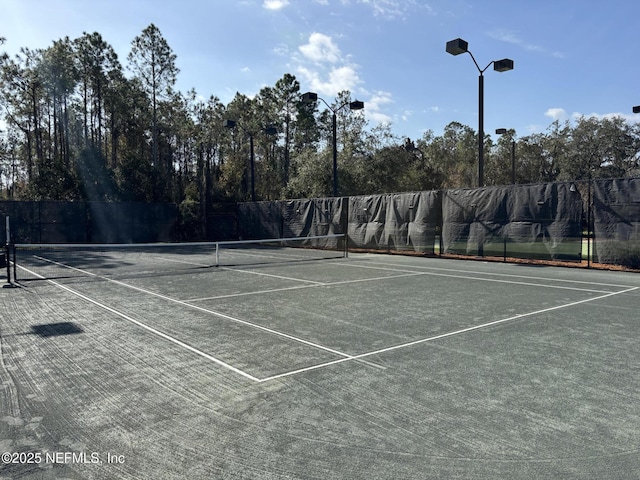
left=1, top=244, right=639, bottom=479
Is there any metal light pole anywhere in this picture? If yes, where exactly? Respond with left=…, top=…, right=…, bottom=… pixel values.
left=446, top=38, right=514, bottom=187
left=224, top=120, right=277, bottom=202
left=301, top=92, right=364, bottom=197
left=495, top=128, right=516, bottom=184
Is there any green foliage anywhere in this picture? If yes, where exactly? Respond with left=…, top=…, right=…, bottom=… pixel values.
left=177, top=198, right=202, bottom=241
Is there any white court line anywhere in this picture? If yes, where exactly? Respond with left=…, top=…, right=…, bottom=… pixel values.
left=23, top=254, right=638, bottom=383
left=331, top=261, right=617, bottom=294
left=149, top=256, right=211, bottom=267
left=150, top=254, right=326, bottom=285
left=27, top=256, right=355, bottom=360
left=219, top=266, right=325, bottom=285
left=186, top=283, right=320, bottom=302
left=20, top=257, right=392, bottom=374
left=16, top=265, right=260, bottom=382
left=259, top=285, right=639, bottom=382
left=185, top=271, right=425, bottom=302
left=356, top=259, right=637, bottom=289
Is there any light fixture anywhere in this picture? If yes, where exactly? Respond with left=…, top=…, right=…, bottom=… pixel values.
left=301, top=91, right=365, bottom=196
left=446, top=38, right=514, bottom=187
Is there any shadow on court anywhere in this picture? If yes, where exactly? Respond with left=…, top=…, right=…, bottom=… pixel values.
left=30, top=322, right=85, bottom=337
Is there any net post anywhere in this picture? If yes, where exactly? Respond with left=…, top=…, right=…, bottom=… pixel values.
left=12, top=244, right=16, bottom=283
left=5, top=216, right=11, bottom=284
left=342, top=196, right=349, bottom=258
left=215, top=242, right=220, bottom=266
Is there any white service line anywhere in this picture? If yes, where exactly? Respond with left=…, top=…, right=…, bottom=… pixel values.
left=259, top=285, right=639, bottom=382
left=219, top=266, right=325, bottom=284
left=185, top=283, right=321, bottom=302
left=149, top=256, right=211, bottom=267
left=258, top=357, right=355, bottom=382
left=185, top=271, right=425, bottom=302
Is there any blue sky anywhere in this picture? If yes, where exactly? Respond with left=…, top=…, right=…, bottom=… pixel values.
left=2, top=0, right=639, bottom=141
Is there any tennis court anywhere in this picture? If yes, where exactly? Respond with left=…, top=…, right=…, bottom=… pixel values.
left=1, top=241, right=639, bottom=479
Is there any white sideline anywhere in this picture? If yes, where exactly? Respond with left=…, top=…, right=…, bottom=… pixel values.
left=332, top=261, right=620, bottom=294
left=16, top=264, right=261, bottom=382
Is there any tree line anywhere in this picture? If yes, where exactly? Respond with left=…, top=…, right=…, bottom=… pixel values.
left=1, top=25, right=639, bottom=210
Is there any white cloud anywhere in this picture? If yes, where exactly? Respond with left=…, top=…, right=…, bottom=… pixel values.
left=328, top=66, right=362, bottom=91
left=545, top=108, right=567, bottom=121
left=367, top=0, right=405, bottom=18
left=489, top=30, right=563, bottom=58
left=489, top=30, right=542, bottom=52
left=364, top=91, right=394, bottom=124
left=400, top=110, right=412, bottom=122
left=525, top=124, right=544, bottom=134
left=298, top=64, right=362, bottom=97
left=355, top=0, right=433, bottom=20
left=295, top=33, right=363, bottom=97
left=368, top=111, right=393, bottom=124
left=273, top=43, right=290, bottom=57
left=263, top=0, right=289, bottom=10
left=366, top=90, right=393, bottom=110
left=298, top=32, right=341, bottom=64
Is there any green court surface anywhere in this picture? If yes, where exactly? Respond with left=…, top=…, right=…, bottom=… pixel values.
left=1, top=252, right=639, bottom=479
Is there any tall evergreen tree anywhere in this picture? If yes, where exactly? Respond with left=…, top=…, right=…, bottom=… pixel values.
left=127, top=23, right=179, bottom=199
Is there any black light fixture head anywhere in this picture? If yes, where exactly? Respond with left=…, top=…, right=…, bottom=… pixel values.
left=446, top=38, right=468, bottom=56
left=494, top=58, right=514, bottom=72
left=495, top=128, right=507, bottom=134
left=349, top=100, right=364, bottom=110
left=301, top=91, right=318, bottom=103
left=224, top=119, right=236, bottom=129
left=633, top=105, right=640, bottom=114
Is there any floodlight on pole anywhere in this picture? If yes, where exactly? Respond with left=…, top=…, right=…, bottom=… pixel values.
left=224, top=119, right=277, bottom=202
left=302, top=91, right=365, bottom=197
left=633, top=105, right=640, bottom=114
left=446, top=38, right=514, bottom=187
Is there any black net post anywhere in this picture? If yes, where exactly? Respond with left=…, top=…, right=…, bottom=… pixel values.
left=343, top=197, right=349, bottom=258
left=4, top=216, right=10, bottom=283
left=3, top=244, right=8, bottom=283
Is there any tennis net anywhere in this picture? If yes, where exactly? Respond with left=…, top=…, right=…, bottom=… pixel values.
left=10, top=234, right=347, bottom=282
